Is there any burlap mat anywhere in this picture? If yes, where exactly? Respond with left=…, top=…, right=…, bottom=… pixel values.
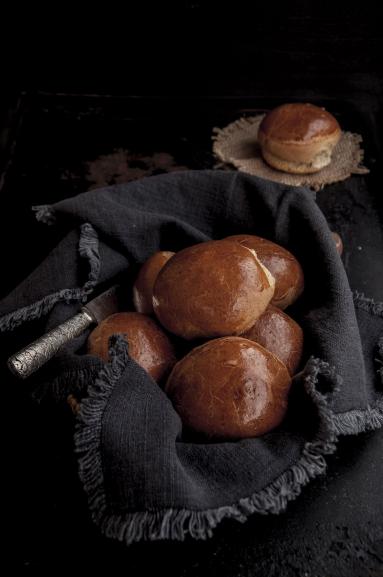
left=212, top=115, right=369, bottom=191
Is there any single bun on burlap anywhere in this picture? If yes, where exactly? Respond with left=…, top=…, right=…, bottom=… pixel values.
left=133, top=251, right=175, bottom=314
left=152, top=240, right=275, bottom=340
left=242, top=305, right=303, bottom=376
left=258, top=103, right=341, bottom=174
left=87, top=312, right=176, bottom=383
left=225, top=234, right=304, bottom=309
left=165, top=336, right=292, bottom=440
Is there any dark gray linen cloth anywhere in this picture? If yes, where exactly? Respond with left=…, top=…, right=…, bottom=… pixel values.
left=1, top=170, right=382, bottom=545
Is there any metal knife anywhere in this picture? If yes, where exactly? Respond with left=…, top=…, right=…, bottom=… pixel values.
left=7, top=284, right=120, bottom=379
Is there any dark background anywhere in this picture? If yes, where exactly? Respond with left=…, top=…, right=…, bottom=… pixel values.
left=2, top=2, right=383, bottom=575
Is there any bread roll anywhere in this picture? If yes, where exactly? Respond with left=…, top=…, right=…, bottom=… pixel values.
left=153, top=240, right=275, bottom=340
left=225, top=234, right=304, bottom=309
left=165, top=336, right=291, bottom=439
left=242, top=305, right=303, bottom=376
left=87, top=312, right=176, bottom=383
left=331, top=232, right=343, bottom=255
left=133, top=251, right=175, bottom=314
left=258, top=103, right=341, bottom=174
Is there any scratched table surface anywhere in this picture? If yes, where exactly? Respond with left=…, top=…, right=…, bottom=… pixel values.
left=1, top=7, right=383, bottom=573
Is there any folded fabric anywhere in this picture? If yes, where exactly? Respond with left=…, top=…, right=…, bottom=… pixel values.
left=1, top=170, right=382, bottom=545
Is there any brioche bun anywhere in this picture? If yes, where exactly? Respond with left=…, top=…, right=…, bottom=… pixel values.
left=152, top=240, right=275, bottom=340
left=331, top=232, right=343, bottom=255
left=258, top=103, right=341, bottom=174
left=242, top=305, right=303, bottom=376
left=133, top=251, right=175, bottom=314
left=165, top=336, right=291, bottom=439
left=87, top=312, right=176, bottom=382
left=225, top=234, right=304, bottom=309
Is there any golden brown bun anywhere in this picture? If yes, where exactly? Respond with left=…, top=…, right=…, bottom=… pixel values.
left=152, top=240, right=275, bottom=340
left=133, top=251, right=175, bottom=314
left=242, top=305, right=303, bottom=376
left=258, top=103, right=341, bottom=174
left=225, top=234, right=304, bottom=309
left=87, top=312, right=176, bottom=383
left=165, top=336, right=291, bottom=439
left=331, top=231, right=343, bottom=255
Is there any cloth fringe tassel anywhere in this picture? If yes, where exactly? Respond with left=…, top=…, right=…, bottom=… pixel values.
left=0, top=223, right=100, bottom=333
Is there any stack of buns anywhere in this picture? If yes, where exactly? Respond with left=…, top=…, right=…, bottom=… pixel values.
left=87, top=234, right=311, bottom=441
left=86, top=103, right=344, bottom=440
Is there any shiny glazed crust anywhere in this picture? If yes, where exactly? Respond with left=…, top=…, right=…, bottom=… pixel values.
left=133, top=251, right=175, bottom=314
left=165, top=336, right=291, bottom=439
left=87, top=312, right=176, bottom=382
left=225, top=235, right=304, bottom=309
left=152, top=240, right=275, bottom=340
left=258, top=103, right=341, bottom=174
left=242, top=305, right=303, bottom=376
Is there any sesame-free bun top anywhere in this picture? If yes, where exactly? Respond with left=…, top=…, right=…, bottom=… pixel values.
left=87, top=312, right=176, bottom=383
left=152, top=240, right=275, bottom=340
left=225, top=234, right=304, bottom=309
left=242, top=305, right=303, bottom=376
left=165, top=336, right=292, bottom=439
left=258, top=103, right=341, bottom=174
left=133, top=251, right=175, bottom=314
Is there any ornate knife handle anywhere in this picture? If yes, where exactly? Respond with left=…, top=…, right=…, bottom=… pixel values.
left=7, top=310, right=94, bottom=379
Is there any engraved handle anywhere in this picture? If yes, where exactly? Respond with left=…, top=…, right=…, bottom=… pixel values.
left=7, top=310, right=94, bottom=379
